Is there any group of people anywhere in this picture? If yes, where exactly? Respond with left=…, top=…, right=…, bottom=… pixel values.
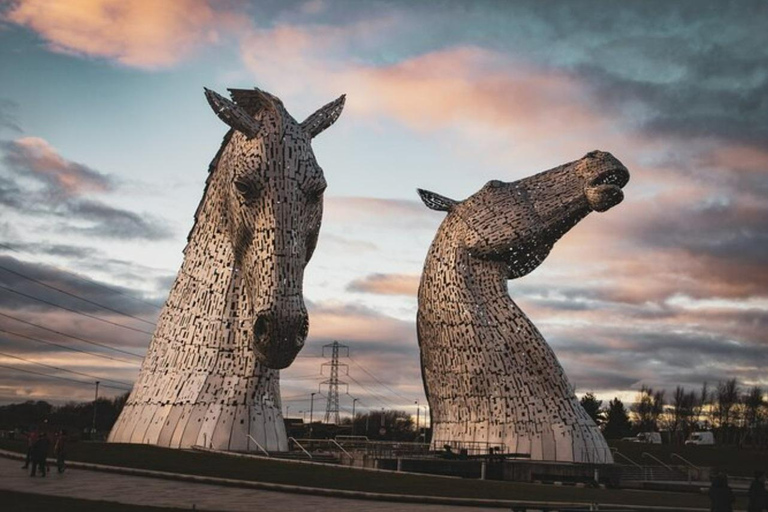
left=709, top=470, right=767, bottom=512
left=20, top=428, right=67, bottom=477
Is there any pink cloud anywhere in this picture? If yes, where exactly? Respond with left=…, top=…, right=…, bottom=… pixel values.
left=2, top=137, right=113, bottom=196
left=5, top=0, right=246, bottom=69
left=347, top=273, right=420, bottom=297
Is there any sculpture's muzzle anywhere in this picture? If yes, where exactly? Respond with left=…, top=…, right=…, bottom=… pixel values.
left=584, top=165, right=630, bottom=212
left=253, top=308, right=308, bottom=369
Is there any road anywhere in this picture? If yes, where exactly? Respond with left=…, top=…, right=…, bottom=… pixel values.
left=0, top=456, right=496, bottom=511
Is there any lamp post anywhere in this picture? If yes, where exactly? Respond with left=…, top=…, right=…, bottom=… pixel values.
left=415, top=400, right=420, bottom=440
left=91, top=381, right=100, bottom=436
left=351, top=397, right=358, bottom=435
left=310, top=392, right=316, bottom=423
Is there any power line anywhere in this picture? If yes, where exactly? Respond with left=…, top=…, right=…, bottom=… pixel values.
left=345, top=373, right=394, bottom=409
left=0, top=311, right=145, bottom=358
left=0, top=327, right=139, bottom=365
left=0, top=263, right=157, bottom=326
left=0, top=363, right=131, bottom=391
left=349, top=356, right=416, bottom=402
left=0, top=284, right=154, bottom=336
left=0, top=351, right=133, bottom=388
left=0, top=243, right=162, bottom=310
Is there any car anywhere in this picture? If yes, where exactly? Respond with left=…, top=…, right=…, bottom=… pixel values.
left=622, top=432, right=662, bottom=444
left=685, top=431, right=715, bottom=445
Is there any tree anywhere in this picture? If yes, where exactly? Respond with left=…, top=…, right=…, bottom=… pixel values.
left=694, top=382, right=711, bottom=429
left=715, top=379, right=740, bottom=443
left=579, top=392, right=605, bottom=426
left=352, top=410, right=415, bottom=441
left=603, top=398, right=632, bottom=439
left=669, top=386, right=697, bottom=444
left=742, top=386, right=765, bottom=447
left=632, top=385, right=665, bottom=432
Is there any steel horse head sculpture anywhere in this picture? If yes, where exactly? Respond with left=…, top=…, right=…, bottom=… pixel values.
left=417, top=151, right=629, bottom=463
left=109, top=87, right=344, bottom=451
left=204, top=87, right=345, bottom=369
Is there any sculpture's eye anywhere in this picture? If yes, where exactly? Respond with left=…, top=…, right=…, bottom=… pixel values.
left=234, top=178, right=260, bottom=201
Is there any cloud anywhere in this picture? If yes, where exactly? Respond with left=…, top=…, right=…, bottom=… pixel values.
left=0, top=99, right=22, bottom=133
left=0, top=136, right=173, bottom=241
left=1, top=137, right=113, bottom=196
left=0, top=254, right=161, bottom=318
left=4, top=0, right=247, bottom=69
left=348, top=273, right=419, bottom=297
left=65, top=199, right=172, bottom=240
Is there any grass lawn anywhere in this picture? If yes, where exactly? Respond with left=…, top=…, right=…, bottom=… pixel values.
left=0, top=489, right=195, bottom=511
left=609, top=440, right=767, bottom=477
left=0, top=438, right=737, bottom=509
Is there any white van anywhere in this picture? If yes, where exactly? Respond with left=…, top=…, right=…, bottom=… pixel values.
left=685, top=432, right=715, bottom=445
left=623, top=432, right=662, bottom=444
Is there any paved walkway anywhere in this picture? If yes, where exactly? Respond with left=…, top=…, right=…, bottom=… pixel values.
left=0, top=457, right=496, bottom=511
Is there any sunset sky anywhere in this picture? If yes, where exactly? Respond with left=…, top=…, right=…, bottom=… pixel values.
left=0, top=0, right=766, bottom=419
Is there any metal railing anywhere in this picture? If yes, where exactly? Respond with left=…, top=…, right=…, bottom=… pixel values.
left=641, top=452, right=675, bottom=471
left=670, top=453, right=700, bottom=471
left=610, top=448, right=641, bottom=468
left=288, top=437, right=312, bottom=459
left=330, top=439, right=352, bottom=458
left=246, top=435, right=270, bottom=457
left=671, top=453, right=703, bottom=482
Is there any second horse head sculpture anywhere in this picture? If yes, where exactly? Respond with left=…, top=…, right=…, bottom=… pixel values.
left=417, top=150, right=629, bottom=463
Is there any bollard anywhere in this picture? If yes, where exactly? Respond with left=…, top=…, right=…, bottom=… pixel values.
left=396, top=457, right=402, bottom=472
left=480, top=460, right=486, bottom=480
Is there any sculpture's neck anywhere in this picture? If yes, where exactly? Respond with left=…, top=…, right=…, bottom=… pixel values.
left=419, top=227, right=517, bottom=319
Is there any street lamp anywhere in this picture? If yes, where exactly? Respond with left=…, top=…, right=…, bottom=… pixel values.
left=351, top=397, right=358, bottom=435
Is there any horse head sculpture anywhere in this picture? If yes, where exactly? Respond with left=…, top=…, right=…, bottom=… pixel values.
left=415, top=150, right=629, bottom=463
left=418, top=150, right=629, bottom=277
left=204, top=87, right=345, bottom=369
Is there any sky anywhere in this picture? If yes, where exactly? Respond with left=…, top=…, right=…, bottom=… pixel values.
left=0, top=0, right=766, bottom=419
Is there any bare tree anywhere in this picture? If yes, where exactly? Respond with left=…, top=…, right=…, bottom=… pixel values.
left=742, top=386, right=765, bottom=447
left=715, top=379, right=740, bottom=444
left=632, top=385, right=665, bottom=432
left=669, top=386, right=697, bottom=444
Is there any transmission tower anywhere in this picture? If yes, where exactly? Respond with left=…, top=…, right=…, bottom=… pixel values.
left=321, top=341, right=348, bottom=424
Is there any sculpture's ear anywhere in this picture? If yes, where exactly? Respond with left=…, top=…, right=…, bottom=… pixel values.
left=204, top=87, right=261, bottom=139
left=300, top=94, right=346, bottom=138
left=417, top=188, right=458, bottom=212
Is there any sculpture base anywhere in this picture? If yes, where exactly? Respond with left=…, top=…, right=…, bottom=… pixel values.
left=108, top=403, right=288, bottom=452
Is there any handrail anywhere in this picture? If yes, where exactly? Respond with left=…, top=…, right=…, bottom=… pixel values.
left=671, top=453, right=700, bottom=470
left=641, top=452, right=675, bottom=471
left=246, top=435, right=270, bottom=457
left=330, top=439, right=352, bottom=458
left=288, top=437, right=312, bottom=459
left=610, top=448, right=642, bottom=468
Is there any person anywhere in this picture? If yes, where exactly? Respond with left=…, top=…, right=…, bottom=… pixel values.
left=748, top=470, right=767, bottom=512
left=21, top=428, right=38, bottom=469
left=709, top=472, right=735, bottom=512
left=441, top=444, right=457, bottom=459
left=54, top=429, right=67, bottom=474
left=29, top=431, right=50, bottom=477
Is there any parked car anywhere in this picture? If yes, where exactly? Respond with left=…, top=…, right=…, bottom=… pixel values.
left=622, top=432, right=662, bottom=444
left=685, top=431, right=715, bottom=445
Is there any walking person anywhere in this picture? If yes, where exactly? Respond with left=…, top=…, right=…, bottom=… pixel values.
left=29, top=431, right=50, bottom=477
left=54, top=429, right=67, bottom=474
left=21, top=427, right=38, bottom=470
left=709, top=472, right=736, bottom=512
left=748, top=470, right=767, bottom=512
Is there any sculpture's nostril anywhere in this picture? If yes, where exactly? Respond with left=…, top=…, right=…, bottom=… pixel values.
left=254, top=315, right=269, bottom=339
